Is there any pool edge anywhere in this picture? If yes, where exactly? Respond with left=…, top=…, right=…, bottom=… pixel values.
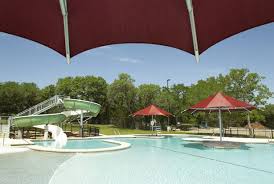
left=28, top=139, right=131, bottom=153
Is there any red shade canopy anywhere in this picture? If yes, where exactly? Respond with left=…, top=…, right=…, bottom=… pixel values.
left=1, top=0, right=274, bottom=63
left=188, top=92, right=256, bottom=112
left=133, top=105, right=172, bottom=117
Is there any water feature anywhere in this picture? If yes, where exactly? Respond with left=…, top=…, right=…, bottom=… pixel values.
left=34, top=125, right=67, bottom=148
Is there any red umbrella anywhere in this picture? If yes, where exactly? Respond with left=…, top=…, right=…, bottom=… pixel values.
left=187, top=92, right=256, bottom=141
left=133, top=105, right=172, bottom=117
left=1, top=1, right=273, bottom=63
left=133, top=104, right=172, bottom=133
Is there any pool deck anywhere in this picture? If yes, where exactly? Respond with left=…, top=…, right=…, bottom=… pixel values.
left=0, top=146, right=29, bottom=154
left=0, top=138, right=32, bottom=154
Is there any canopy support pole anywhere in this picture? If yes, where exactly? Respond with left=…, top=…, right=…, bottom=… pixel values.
left=218, top=108, right=223, bottom=142
left=59, top=0, right=71, bottom=64
left=247, top=112, right=253, bottom=137
left=185, top=0, right=200, bottom=63
left=151, top=115, right=154, bottom=133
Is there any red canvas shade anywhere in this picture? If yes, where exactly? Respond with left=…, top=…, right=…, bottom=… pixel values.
left=1, top=0, right=274, bottom=63
left=188, top=92, right=256, bottom=113
left=133, top=105, right=172, bottom=117
left=187, top=92, right=256, bottom=141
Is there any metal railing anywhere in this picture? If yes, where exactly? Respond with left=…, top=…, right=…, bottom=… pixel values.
left=189, top=127, right=274, bottom=139
left=15, top=95, right=63, bottom=117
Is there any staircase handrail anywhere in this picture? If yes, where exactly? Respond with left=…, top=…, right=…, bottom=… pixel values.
left=15, top=95, right=63, bottom=117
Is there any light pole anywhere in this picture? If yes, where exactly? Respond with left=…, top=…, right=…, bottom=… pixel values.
left=166, top=79, right=171, bottom=127
left=166, top=79, right=171, bottom=89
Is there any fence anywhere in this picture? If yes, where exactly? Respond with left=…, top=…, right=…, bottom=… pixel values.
left=189, top=127, right=274, bottom=139
left=9, top=123, right=100, bottom=139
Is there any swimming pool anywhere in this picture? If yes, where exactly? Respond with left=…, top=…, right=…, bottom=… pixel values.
left=30, top=138, right=130, bottom=153
left=1, top=136, right=274, bottom=184
left=33, top=139, right=116, bottom=149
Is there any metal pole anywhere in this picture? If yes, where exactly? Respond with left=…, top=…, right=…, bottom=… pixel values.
left=80, top=110, right=83, bottom=137
left=218, top=108, right=222, bottom=142
left=44, top=124, right=48, bottom=140
left=8, top=116, right=12, bottom=138
left=151, top=115, right=154, bottom=134
left=59, top=0, right=71, bottom=64
left=185, top=0, right=200, bottom=63
left=247, top=113, right=252, bottom=137
left=166, top=79, right=171, bottom=126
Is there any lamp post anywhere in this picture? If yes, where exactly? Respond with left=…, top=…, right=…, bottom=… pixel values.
left=166, top=79, right=171, bottom=89
left=166, top=79, right=171, bottom=126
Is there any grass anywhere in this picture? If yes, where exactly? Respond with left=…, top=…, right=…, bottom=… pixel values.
left=62, top=124, right=189, bottom=135
left=93, top=124, right=153, bottom=135
left=0, top=119, right=8, bottom=125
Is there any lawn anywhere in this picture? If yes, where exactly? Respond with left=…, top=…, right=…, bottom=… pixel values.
left=62, top=124, right=188, bottom=135
left=0, top=119, right=8, bottom=125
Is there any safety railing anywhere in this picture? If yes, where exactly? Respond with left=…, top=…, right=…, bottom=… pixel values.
left=15, top=95, right=63, bottom=117
left=190, top=127, right=274, bottom=139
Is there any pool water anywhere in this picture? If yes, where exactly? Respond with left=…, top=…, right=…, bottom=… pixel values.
left=33, top=139, right=116, bottom=149
left=1, top=136, right=274, bottom=184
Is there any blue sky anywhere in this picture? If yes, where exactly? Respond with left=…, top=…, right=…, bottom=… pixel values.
left=0, top=23, right=273, bottom=103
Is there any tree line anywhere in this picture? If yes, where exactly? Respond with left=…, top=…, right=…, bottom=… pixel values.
left=0, top=68, right=274, bottom=129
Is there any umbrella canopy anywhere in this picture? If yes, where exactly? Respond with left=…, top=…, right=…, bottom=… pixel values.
left=133, top=105, right=172, bottom=117
left=188, top=92, right=256, bottom=113
left=1, top=0, right=274, bottom=63
left=187, top=92, right=256, bottom=141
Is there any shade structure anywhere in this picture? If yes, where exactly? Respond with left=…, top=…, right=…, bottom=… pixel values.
left=133, top=105, right=172, bottom=117
left=188, top=92, right=256, bottom=113
left=187, top=92, right=256, bottom=141
left=1, top=1, right=274, bottom=63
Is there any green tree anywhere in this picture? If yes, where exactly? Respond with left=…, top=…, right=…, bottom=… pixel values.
left=137, top=84, right=161, bottom=108
left=56, top=76, right=108, bottom=123
left=0, top=82, right=41, bottom=115
left=41, top=85, right=56, bottom=100
left=224, top=68, right=273, bottom=106
left=56, top=77, right=74, bottom=97
left=107, top=73, right=137, bottom=128
left=186, top=75, right=225, bottom=106
left=262, top=105, right=274, bottom=128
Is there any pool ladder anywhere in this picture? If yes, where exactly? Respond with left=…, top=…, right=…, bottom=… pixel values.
left=155, top=126, right=162, bottom=135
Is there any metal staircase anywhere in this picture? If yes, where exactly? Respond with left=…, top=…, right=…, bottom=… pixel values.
left=15, top=95, right=63, bottom=117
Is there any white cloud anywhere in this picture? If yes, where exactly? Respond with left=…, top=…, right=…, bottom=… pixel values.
left=116, top=57, right=142, bottom=64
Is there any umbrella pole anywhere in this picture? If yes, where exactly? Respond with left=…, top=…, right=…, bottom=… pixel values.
left=218, top=108, right=223, bottom=142
left=151, top=115, right=154, bottom=135
left=247, top=113, right=253, bottom=137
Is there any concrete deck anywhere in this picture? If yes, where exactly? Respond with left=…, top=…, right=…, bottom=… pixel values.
left=0, top=146, right=29, bottom=154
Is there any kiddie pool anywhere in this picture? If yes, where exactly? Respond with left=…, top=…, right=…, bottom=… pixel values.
left=29, top=138, right=131, bottom=153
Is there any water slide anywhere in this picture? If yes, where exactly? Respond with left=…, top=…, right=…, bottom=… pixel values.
left=12, top=98, right=101, bottom=128
left=34, top=124, right=68, bottom=148
left=10, top=97, right=101, bottom=144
